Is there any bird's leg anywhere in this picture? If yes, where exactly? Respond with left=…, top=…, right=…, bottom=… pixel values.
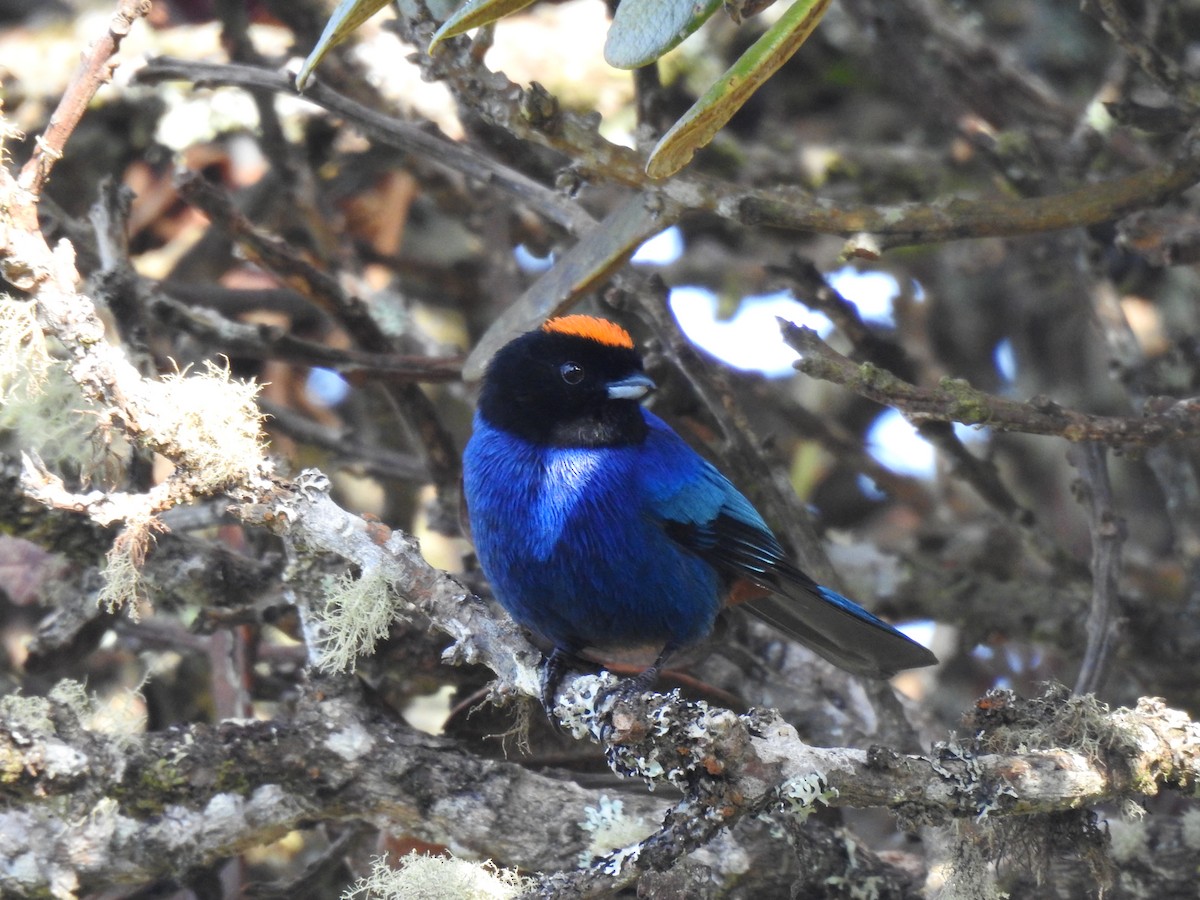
left=603, top=642, right=678, bottom=704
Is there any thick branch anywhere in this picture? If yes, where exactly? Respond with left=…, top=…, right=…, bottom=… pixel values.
left=0, top=679, right=668, bottom=896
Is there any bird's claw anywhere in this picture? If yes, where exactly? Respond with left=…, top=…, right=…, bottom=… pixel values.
left=538, top=648, right=582, bottom=731
left=596, top=673, right=651, bottom=708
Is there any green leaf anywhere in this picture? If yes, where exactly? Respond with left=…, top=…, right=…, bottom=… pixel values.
left=296, top=0, right=391, bottom=91
left=429, top=0, right=539, bottom=51
left=604, top=0, right=723, bottom=70
left=646, top=0, right=833, bottom=178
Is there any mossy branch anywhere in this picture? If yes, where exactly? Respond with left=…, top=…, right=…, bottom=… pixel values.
left=782, top=320, right=1200, bottom=448
left=2, top=667, right=1198, bottom=896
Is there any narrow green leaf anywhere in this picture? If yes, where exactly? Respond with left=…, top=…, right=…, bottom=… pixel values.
left=296, top=0, right=391, bottom=91
left=429, top=0, right=539, bottom=51
left=646, top=0, right=833, bottom=178
left=604, top=0, right=723, bottom=70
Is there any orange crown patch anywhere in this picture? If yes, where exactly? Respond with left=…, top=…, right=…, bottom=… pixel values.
left=542, top=315, right=634, bottom=349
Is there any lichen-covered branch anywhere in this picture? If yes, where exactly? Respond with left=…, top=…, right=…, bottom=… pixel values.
left=0, top=678, right=669, bottom=897
left=519, top=684, right=1200, bottom=894
left=782, top=320, right=1200, bottom=447
left=2, top=663, right=1197, bottom=896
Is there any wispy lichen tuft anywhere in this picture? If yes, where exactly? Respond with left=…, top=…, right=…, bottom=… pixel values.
left=138, top=360, right=267, bottom=490
left=96, top=514, right=165, bottom=618
left=0, top=295, right=50, bottom=400
left=341, top=854, right=529, bottom=900
left=0, top=298, right=114, bottom=476
left=314, top=568, right=407, bottom=672
left=0, top=363, right=107, bottom=475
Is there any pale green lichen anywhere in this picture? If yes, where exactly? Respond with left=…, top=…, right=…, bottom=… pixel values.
left=577, top=795, right=655, bottom=867
left=341, top=854, right=529, bottom=900
left=314, top=568, right=408, bottom=672
left=0, top=295, right=115, bottom=475
left=778, top=772, right=838, bottom=823
left=96, top=515, right=163, bottom=618
left=138, top=360, right=267, bottom=489
left=0, top=692, right=55, bottom=737
left=0, top=358, right=109, bottom=476
left=0, top=296, right=50, bottom=400
left=1, top=679, right=138, bottom=738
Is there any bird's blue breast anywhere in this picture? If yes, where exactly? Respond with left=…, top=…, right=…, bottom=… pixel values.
left=463, top=409, right=725, bottom=653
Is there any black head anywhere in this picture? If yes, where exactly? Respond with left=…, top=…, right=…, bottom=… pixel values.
left=477, top=316, right=654, bottom=447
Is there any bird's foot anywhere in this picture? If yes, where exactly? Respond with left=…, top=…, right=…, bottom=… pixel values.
left=539, top=648, right=584, bottom=725
left=597, top=664, right=660, bottom=708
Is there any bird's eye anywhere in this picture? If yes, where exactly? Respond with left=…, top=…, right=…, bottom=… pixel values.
left=560, top=362, right=584, bottom=385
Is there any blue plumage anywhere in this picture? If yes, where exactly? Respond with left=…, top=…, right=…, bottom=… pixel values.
left=465, top=409, right=727, bottom=654
left=462, top=316, right=936, bottom=699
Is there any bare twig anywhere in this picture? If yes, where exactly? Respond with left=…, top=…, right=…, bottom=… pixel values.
left=781, top=321, right=1200, bottom=448
left=258, top=399, right=429, bottom=482
left=150, top=289, right=463, bottom=381
left=1086, top=262, right=1200, bottom=659
left=775, top=258, right=1031, bottom=520
left=16, top=0, right=152, bottom=200
left=1085, top=0, right=1200, bottom=106
left=134, top=58, right=1200, bottom=252
left=133, top=59, right=595, bottom=236
left=1069, top=444, right=1124, bottom=694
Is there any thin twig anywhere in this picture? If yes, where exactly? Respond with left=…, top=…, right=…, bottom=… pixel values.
left=258, top=399, right=429, bottom=482
left=17, top=0, right=152, bottom=200
left=1085, top=0, right=1200, bottom=106
left=774, top=257, right=1031, bottom=519
left=1069, top=443, right=1124, bottom=694
left=134, top=59, right=594, bottom=236
left=150, top=289, right=463, bottom=381
left=135, top=57, right=1200, bottom=252
left=781, top=320, right=1200, bottom=448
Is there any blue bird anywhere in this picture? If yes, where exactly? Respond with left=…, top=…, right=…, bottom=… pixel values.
left=462, top=315, right=936, bottom=704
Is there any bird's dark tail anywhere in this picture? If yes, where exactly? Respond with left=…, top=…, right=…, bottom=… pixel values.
left=742, top=580, right=937, bottom=679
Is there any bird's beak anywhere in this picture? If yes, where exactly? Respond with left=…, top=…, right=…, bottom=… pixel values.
left=606, top=372, right=656, bottom=400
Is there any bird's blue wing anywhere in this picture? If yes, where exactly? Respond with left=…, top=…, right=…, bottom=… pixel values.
left=639, top=411, right=937, bottom=677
